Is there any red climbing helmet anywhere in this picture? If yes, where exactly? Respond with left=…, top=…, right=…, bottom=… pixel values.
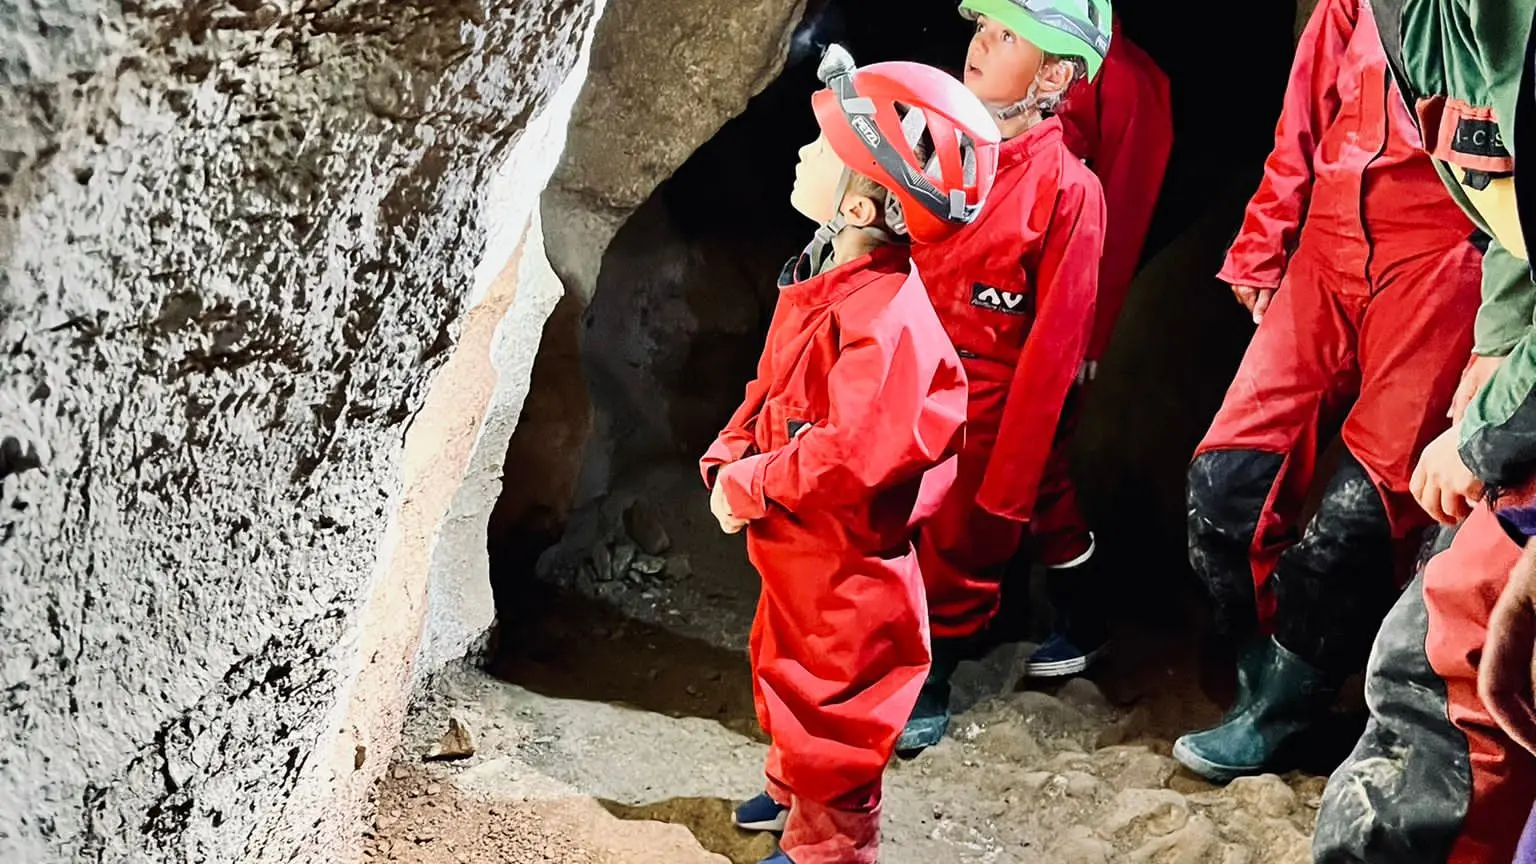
left=811, top=47, right=1001, bottom=243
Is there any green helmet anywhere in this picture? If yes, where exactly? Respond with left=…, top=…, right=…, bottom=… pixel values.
left=959, top=0, right=1113, bottom=82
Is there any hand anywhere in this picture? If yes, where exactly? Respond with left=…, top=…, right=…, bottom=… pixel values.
left=1410, top=423, right=1485, bottom=524
left=710, top=480, right=748, bottom=534
left=1450, top=353, right=1503, bottom=425
left=1230, top=284, right=1277, bottom=324
left=1480, top=541, right=1536, bottom=757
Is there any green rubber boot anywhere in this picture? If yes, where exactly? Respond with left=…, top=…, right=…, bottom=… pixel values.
left=1220, top=637, right=1270, bottom=722
left=1173, top=637, right=1336, bottom=782
left=894, top=637, right=968, bottom=756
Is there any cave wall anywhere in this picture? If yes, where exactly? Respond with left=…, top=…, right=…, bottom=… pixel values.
left=0, top=1, right=599, bottom=860
left=486, top=0, right=808, bottom=586
left=534, top=0, right=1304, bottom=605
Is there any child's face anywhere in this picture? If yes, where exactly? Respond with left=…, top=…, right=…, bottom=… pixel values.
left=964, top=14, right=1046, bottom=106
left=791, top=134, right=863, bottom=224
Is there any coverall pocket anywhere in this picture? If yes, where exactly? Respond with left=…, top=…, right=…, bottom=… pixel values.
left=757, top=399, right=818, bottom=453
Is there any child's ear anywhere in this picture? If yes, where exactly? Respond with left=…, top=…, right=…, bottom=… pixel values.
left=841, top=193, right=882, bottom=229
left=1035, top=58, right=1076, bottom=97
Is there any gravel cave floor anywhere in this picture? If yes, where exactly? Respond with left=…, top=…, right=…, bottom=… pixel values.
left=366, top=464, right=1360, bottom=863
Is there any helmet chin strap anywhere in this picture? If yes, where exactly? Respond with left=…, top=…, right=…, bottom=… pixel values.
left=792, top=167, right=893, bottom=281
left=992, top=81, right=1041, bottom=122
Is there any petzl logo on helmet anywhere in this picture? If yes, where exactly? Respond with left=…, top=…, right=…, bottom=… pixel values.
left=971, top=283, right=1031, bottom=316
left=851, top=115, right=883, bottom=148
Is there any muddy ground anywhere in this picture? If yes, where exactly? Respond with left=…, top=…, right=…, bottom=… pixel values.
left=370, top=463, right=1358, bottom=863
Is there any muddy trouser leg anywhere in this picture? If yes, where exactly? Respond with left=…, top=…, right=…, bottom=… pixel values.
left=1188, top=253, right=1360, bottom=638
left=770, top=739, right=882, bottom=863
left=1315, top=506, right=1536, bottom=863
left=1273, top=238, right=1481, bottom=680
left=1270, top=451, right=1397, bottom=679
left=780, top=786, right=881, bottom=864
left=769, top=746, right=881, bottom=863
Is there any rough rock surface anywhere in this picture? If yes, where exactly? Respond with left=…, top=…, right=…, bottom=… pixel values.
left=0, top=1, right=598, bottom=860
left=490, top=0, right=807, bottom=557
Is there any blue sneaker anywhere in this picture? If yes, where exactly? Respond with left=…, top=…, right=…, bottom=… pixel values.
left=733, top=792, right=788, bottom=832
left=759, top=852, right=794, bottom=863
left=1024, top=631, right=1109, bottom=678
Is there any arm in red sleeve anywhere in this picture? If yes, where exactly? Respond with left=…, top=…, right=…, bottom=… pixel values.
left=1217, top=0, right=1355, bottom=290
left=715, top=300, right=967, bottom=521
left=1081, top=41, right=1174, bottom=360
left=700, top=354, right=773, bottom=489
left=976, top=177, right=1106, bottom=523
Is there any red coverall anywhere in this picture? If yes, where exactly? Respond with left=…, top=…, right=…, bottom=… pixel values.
left=700, top=244, right=967, bottom=864
left=911, top=117, right=1106, bottom=640
left=1187, top=0, right=1481, bottom=675
left=1032, top=23, right=1174, bottom=568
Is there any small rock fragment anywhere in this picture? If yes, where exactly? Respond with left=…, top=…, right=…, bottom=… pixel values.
left=611, top=543, right=637, bottom=582
left=624, top=500, right=672, bottom=555
left=973, top=717, right=1045, bottom=764
left=1050, top=836, right=1114, bottom=864
left=1064, top=771, right=1102, bottom=799
left=592, top=543, right=614, bottom=582
left=1044, top=750, right=1093, bottom=773
left=1057, top=677, right=1114, bottom=715
left=1097, top=788, right=1191, bottom=839
left=631, top=553, right=666, bottom=576
left=1095, top=746, right=1178, bottom=791
left=425, top=783, right=442, bottom=796
left=424, top=717, right=476, bottom=761
left=391, top=765, right=410, bottom=780
left=664, top=553, right=693, bottom=580
left=354, top=745, right=367, bottom=770
left=1019, top=771, right=1054, bottom=793
left=1125, top=814, right=1218, bottom=864
left=1227, top=774, right=1298, bottom=818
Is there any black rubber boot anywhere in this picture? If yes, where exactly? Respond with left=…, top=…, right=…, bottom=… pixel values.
left=1173, top=637, right=1337, bottom=782
left=894, top=636, right=968, bottom=756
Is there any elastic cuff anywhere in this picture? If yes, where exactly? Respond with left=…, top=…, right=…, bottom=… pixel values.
left=1472, top=339, right=1520, bottom=356
left=718, top=454, right=770, bottom=521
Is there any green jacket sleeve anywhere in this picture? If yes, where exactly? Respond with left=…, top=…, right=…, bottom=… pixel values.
left=1460, top=234, right=1536, bottom=489
left=1429, top=161, right=1534, bottom=355
left=1474, top=240, right=1536, bottom=355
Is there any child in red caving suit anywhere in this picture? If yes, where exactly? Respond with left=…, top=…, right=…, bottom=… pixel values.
left=700, top=47, right=1001, bottom=864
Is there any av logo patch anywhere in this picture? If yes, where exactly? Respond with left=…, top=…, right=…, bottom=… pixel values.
left=971, top=282, right=1031, bottom=316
